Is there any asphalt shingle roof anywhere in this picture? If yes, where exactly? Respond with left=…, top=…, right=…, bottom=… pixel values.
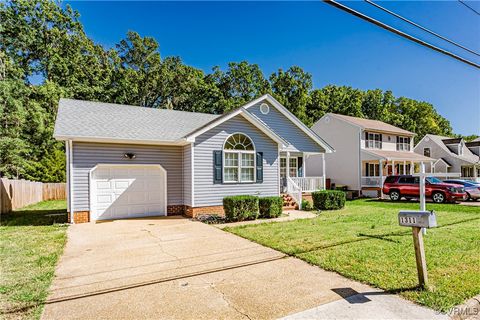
left=329, top=113, right=414, bottom=136
left=54, top=99, right=220, bottom=142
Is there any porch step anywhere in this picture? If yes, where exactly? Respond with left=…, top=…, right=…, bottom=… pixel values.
left=281, top=193, right=298, bottom=210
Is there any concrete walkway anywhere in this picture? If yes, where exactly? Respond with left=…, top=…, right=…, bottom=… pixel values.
left=42, top=217, right=445, bottom=319
left=215, top=210, right=317, bottom=228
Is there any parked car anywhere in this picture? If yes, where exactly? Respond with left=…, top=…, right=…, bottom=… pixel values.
left=383, top=175, right=466, bottom=203
left=443, top=179, right=480, bottom=201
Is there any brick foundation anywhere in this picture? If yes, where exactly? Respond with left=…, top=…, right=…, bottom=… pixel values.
left=185, top=205, right=225, bottom=218
left=69, top=205, right=224, bottom=223
left=302, top=193, right=313, bottom=204
left=167, top=205, right=187, bottom=216
left=70, top=211, right=90, bottom=224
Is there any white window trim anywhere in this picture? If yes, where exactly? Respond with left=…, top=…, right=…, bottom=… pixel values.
left=396, top=136, right=411, bottom=151
left=222, top=133, right=256, bottom=184
left=366, top=163, right=380, bottom=177
left=366, top=132, right=382, bottom=149
left=423, top=147, right=431, bottom=157
left=280, top=156, right=299, bottom=178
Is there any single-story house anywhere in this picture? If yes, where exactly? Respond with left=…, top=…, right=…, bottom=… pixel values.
left=54, top=94, right=333, bottom=223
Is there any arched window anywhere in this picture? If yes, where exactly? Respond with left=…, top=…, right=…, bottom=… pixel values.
left=223, top=133, right=255, bottom=183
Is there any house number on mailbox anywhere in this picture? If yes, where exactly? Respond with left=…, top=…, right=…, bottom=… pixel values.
left=398, top=210, right=437, bottom=289
left=399, top=216, right=416, bottom=225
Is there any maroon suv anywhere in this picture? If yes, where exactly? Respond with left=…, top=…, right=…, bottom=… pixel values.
left=382, top=175, right=466, bottom=203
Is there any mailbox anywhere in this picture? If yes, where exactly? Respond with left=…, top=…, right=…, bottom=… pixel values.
left=398, top=210, right=437, bottom=228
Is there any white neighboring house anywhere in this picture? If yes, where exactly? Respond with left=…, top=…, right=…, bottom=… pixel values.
left=306, top=113, right=436, bottom=197
left=414, top=135, right=480, bottom=182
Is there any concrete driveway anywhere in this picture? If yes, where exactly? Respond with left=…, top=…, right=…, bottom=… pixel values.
left=42, top=217, right=446, bottom=319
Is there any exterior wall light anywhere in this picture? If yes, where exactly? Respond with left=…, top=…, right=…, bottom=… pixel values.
left=124, top=153, right=136, bottom=159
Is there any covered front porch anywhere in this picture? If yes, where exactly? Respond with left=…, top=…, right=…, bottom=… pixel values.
left=280, top=151, right=326, bottom=208
left=361, top=150, right=436, bottom=188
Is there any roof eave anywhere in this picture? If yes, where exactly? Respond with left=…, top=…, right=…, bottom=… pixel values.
left=54, top=135, right=190, bottom=146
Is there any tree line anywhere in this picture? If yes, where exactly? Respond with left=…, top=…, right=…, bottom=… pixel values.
left=0, top=0, right=466, bottom=182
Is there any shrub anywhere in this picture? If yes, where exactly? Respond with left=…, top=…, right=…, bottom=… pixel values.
left=259, top=196, right=283, bottom=218
left=301, top=199, right=313, bottom=211
left=312, top=190, right=346, bottom=210
left=223, top=195, right=259, bottom=222
left=195, top=214, right=225, bottom=224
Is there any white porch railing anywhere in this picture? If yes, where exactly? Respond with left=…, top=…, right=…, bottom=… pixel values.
left=361, top=176, right=386, bottom=187
left=291, top=177, right=325, bottom=192
left=286, top=177, right=302, bottom=210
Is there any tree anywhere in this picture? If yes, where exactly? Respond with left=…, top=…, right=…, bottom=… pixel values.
left=210, top=61, right=271, bottom=111
left=270, top=66, right=312, bottom=125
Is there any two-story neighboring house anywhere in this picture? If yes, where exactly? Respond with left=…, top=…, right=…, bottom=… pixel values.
left=414, top=135, right=480, bottom=182
left=306, top=113, right=435, bottom=197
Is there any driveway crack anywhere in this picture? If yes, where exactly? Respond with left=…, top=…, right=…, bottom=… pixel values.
left=141, top=228, right=182, bottom=263
left=207, top=281, right=252, bottom=320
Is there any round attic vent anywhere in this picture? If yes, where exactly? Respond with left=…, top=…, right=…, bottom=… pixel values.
left=425, top=137, right=430, bottom=142
left=260, top=103, right=270, bottom=115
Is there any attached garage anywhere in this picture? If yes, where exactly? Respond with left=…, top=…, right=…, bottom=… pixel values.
left=90, top=165, right=167, bottom=221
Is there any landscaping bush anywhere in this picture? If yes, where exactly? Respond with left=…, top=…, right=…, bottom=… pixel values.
left=195, top=214, right=225, bottom=224
left=301, top=199, right=313, bottom=211
left=259, top=196, right=283, bottom=218
left=312, top=190, right=346, bottom=210
left=223, top=195, right=259, bottom=222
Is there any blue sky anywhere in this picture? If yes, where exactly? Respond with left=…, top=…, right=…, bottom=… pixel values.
left=67, top=1, right=480, bottom=136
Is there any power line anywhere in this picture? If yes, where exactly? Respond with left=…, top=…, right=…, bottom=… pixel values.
left=365, top=0, right=480, bottom=57
left=323, top=0, right=480, bottom=69
left=458, top=0, right=480, bottom=16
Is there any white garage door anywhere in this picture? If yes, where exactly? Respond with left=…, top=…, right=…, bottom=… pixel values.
left=90, top=165, right=166, bottom=221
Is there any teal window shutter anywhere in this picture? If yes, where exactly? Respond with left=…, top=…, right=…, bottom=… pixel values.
left=213, top=150, right=223, bottom=184
left=256, top=152, right=263, bottom=183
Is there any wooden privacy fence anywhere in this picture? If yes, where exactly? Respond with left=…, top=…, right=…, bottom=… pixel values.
left=0, top=178, right=66, bottom=214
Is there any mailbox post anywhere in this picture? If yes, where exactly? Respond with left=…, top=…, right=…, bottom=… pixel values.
left=398, top=210, right=437, bottom=288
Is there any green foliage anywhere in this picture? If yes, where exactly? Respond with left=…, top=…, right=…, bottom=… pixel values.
left=223, top=195, right=259, bottom=222
left=0, top=0, right=461, bottom=183
left=270, top=66, right=312, bottom=125
left=312, top=190, right=346, bottom=210
left=258, top=196, right=283, bottom=218
left=301, top=199, right=313, bottom=211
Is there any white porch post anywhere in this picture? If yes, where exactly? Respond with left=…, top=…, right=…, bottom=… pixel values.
left=474, top=165, right=478, bottom=181
left=392, top=160, right=395, bottom=175
left=322, top=153, right=326, bottom=190
left=430, top=161, right=434, bottom=173
left=303, top=153, right=307, bottom=177
left=379, top=159, right=383, bottom=198
left=410, top=161, right=414, bottom=174
left=403, top=161, right=406, bottom=175
left=286, top=152, right=290, bottom=179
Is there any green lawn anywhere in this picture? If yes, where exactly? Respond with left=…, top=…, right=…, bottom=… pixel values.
left=0, top=200, right=68, bottom=320
left=226, top=199, right=480, bottom=312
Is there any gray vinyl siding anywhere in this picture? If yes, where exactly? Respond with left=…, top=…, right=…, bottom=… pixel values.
left=71, top=142, right=183, bottom=211
left=248, top=101, right=324, bottom=153
left=183, top=144, right=192, bottom=206
left=414, top=139, right=473, bottom=173
left=193, top=115, right=279, bottom=207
